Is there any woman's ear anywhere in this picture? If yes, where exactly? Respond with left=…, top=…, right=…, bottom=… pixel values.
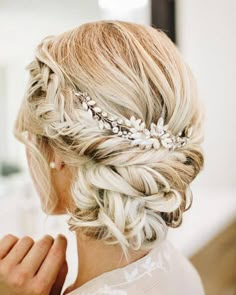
left=54, top=153, right=65, bottom=171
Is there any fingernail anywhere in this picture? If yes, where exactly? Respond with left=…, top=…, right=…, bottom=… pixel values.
left=57, top=234, right=67, bottom=240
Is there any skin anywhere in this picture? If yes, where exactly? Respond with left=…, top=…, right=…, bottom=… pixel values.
left=0, top=135, right=150, bottom=294
left=0, top=234, right=68, bottom=295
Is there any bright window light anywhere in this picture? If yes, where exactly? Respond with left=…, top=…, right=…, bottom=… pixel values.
left=98, top=0, right=149, bottom=11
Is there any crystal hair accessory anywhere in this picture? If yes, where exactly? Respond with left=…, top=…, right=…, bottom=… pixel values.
left=74, top=91, right=193, bottom=150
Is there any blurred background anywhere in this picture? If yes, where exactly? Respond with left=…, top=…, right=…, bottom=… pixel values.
left=0, top=1, right=235, bottom=294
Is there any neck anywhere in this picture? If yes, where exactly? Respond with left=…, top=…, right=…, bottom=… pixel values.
left=64, top=230, right=150, bottom=294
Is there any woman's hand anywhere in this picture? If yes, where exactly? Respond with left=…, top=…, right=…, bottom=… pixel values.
left=0, top=234, right=68, bottom=295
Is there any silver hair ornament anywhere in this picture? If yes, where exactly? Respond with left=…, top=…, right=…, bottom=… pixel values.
left=74, top=91, right=193, bottom=151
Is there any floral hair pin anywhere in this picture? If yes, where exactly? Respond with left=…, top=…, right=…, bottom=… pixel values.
left=74, top=91, right=193, bottom=151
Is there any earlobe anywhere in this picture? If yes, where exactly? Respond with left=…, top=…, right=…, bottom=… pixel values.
left=54, top=154, right=65, bottom=171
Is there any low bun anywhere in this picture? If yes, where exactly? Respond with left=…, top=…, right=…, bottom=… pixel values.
left=67, top=138, right=202, bottom=256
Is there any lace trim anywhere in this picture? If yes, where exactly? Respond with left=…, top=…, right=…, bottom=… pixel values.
left=76, top=242, right=172, bottom=295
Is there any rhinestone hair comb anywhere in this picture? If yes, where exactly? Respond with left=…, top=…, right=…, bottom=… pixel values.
left=74, top=91, right=193, bottom=151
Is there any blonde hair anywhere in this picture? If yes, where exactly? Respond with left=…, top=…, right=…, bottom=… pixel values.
left=15, top=20, right=205, bottom=258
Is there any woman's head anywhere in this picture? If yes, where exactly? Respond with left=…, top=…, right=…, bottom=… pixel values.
left=15, top=20, right=205, bottom=257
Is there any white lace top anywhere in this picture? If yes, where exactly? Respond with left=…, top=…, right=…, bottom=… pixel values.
left=67, top=239, right=205, bottom=295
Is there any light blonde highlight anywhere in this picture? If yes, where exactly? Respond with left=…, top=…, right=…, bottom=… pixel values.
left=14, top=20, right=205, bottom=259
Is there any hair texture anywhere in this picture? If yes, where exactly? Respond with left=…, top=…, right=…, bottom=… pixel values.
left=15, top=20, right=205, bottom=259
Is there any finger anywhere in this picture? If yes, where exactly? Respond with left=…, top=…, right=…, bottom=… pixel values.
left=50, top=260, right=68, bottom=295
left=35, top=235, right=67, bottom=289
left=3, top=236, right=34, bottom=266
left=21, top=235, right=54, bottom=276
left=0, top=234, right=18, bottom=259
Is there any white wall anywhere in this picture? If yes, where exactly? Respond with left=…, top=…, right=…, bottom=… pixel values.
left=176, top=0, right=236, bottom=190
left=166, top=0, right=236, bottom=256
